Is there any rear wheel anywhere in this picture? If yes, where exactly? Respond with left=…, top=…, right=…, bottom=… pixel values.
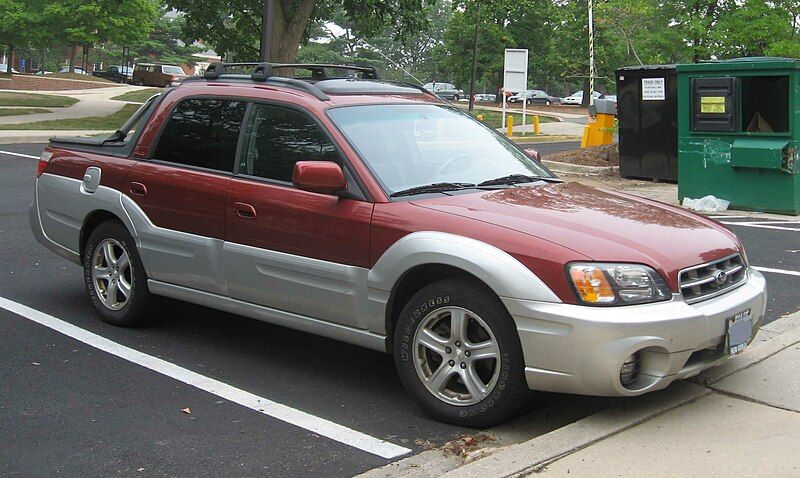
left=83, top=220, right=152, bottom=327
left=452, top=94, right=460, bottom=102
left=394, top=279, right=529, bottom=427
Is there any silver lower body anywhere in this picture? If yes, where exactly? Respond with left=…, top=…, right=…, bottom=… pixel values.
left=502, top=270, right=767, bottom=397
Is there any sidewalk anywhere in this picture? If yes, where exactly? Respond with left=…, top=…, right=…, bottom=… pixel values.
left=441, top=311, right=800, bottom=477
left=0, top=85, right=146, bottom=126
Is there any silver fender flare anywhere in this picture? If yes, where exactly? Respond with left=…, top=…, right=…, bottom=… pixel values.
left=366, top=231, right=561, bottom=333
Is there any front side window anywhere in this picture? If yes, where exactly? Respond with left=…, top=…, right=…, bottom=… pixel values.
left=328, top=104, right=552, bottom=195
left=152, top=98, right=247, bottom=172
left=239, top=104, right=339, bottom=182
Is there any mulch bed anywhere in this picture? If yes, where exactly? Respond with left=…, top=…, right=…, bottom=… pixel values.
left=0, top=74, right=114, bottom=91
left=543, top=143, right=619, bottom=167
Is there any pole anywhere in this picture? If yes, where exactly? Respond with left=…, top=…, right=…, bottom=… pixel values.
left=467, top=0, right=480, bottom=111
left=588, top=0, right=594, bottom=97
left=502, top=88, right=507, bottom=129
left=261, top=0, right=274, bottom=62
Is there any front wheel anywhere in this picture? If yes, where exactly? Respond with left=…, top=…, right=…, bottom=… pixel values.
left=452, top=94, right=460, bottom=101
left=83, top=220, right=152, bottom=327
left=394, top=279, right=529, bottom=427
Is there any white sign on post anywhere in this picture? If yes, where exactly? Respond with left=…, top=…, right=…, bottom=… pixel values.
left=641, top=77, right=666, bottom=101
left=503, top=49, right=529, bottom=130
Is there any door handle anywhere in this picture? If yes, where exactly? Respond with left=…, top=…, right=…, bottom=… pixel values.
left=129, top=182, right=147, bottom=196
left=233, top=202, right=256, bottom=219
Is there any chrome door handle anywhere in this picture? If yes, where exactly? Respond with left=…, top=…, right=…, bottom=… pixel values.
left=233, top=202, right=256, bottom=218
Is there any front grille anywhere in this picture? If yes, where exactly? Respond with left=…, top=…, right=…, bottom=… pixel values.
left=679, top=253, right=747, bottom=304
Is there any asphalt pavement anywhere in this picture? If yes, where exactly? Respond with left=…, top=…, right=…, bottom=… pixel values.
left=1, top=143, right=798, bottom=477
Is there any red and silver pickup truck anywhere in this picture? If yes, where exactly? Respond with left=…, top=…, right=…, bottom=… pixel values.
left=30, top=62, right=767, bottom=426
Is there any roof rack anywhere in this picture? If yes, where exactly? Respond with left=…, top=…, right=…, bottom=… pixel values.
left=203, top=62, right=379, bottom=81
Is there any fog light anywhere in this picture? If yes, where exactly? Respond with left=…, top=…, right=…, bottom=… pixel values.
left=620, top=353, right=640, bottom=386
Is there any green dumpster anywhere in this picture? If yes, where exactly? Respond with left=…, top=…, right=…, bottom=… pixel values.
left=677, top=57, right=800, bottom=215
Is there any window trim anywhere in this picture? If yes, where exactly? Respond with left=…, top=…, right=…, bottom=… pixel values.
left=232, top=98, right=369, bottom=202
left=147, top=94, right=249, bottom=177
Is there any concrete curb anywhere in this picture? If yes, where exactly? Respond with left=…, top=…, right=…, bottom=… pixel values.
left=541, top=159, right=618, bottom=175
left=440, top=311, right=800, bottom=478
left=440, top=383, right=711, bottom=478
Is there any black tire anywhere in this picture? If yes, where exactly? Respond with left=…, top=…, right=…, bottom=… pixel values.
left=83, top=220, right=152, bottom=327
left=394, top=278, right=529, bottom=427
left=452, top=94, right=459, bottom=102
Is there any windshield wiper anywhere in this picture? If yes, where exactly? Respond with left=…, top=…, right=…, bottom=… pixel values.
left=390, top=182, right=477, bottom=198
left=478, top=174, right=562, bottom=187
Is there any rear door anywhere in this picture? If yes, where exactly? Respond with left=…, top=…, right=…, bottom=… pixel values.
left=223, top=102, right=374, bottom=329
left=125, top=97, right=247, bottom=295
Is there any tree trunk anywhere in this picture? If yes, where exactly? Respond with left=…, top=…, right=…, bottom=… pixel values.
left=581, top=78, right=590, bottom=108
left=68, top=44, right=77, bottom=73
left=269, top=0, right=317, bottom=64
left=6, top=45, right=13, bottom=75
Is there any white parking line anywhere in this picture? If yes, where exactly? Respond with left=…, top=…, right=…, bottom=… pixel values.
left=0, top=297, right=411, bottom=460
left=720, top=222, right=800, bottom=232
left=0, top=150, right=38, bottom=159
left=752, top=266, right=800, bottom=277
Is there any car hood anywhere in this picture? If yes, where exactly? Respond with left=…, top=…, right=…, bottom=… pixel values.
left=410, top=182, right=742, bottom=289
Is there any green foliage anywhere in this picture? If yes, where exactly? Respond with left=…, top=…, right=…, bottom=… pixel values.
left=44, top=0, right=160, bottom=48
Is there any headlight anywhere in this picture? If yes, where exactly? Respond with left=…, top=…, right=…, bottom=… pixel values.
left=567, top=263, right=672, bottom=306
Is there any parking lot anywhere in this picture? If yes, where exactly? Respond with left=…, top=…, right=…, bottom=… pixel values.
left=1, top=144, right=798, bottom=477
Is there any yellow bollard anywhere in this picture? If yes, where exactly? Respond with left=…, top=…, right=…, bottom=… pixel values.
left=506, top=115, right=514, bottom=137
left=477, top=114, right=484, bottom=121
left=533, top=115, right=540, bottom=135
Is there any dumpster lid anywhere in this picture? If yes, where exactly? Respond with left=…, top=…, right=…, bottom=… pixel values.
left=678, top=57, right=800, bottom=72
left=616, top=64, right=676, bottom=74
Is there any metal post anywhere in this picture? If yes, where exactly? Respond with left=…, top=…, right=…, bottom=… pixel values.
left=261, top=0, right=274, bottom=62
left=588, top=0, right=596, bottom=105
left=467, top=0, right=480, bottom=111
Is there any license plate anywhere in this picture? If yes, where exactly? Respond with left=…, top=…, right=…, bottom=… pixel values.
left=726, top=309, right=752, bottom=355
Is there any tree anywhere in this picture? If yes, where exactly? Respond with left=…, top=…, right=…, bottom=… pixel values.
left=0, top=0, right=41, bottom=74
left=167, top=0, right=430, bottom=63
left=43, top=0, right=159, bottom=72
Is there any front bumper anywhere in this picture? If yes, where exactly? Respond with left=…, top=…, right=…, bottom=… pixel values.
left=502, top=269, right=767, bottom=397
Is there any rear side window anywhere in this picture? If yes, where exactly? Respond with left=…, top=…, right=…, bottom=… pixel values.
left=239, top=104, right=339, bottom=182
left=152, top=98, right=247, bottom=172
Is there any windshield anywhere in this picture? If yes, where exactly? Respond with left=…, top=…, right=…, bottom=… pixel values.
left=327, top=104, right=553, bottom=196
left=162, top=66, right=184, bottom=75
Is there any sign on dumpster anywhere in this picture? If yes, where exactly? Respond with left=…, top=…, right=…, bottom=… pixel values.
left=641, top=77, right=666, bottom=100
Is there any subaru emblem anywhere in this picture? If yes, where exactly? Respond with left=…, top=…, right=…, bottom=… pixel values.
left=714, top=270, right=728, bottom=285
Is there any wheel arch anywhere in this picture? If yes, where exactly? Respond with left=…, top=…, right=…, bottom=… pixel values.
left=79, top=209, right=132, bottom=259
left=368, top=231, right=561, bottom=347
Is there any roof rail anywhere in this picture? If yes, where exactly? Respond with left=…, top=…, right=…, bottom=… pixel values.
left=203, top=61, right=379, bottom=81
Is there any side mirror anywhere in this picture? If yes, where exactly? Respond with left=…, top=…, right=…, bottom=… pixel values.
left=523, top=148, right=540, bottom=161
left=292, top=161, right=347, bottom=195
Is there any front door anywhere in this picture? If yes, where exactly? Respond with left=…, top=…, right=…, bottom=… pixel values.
left=223, top=103, right=374, bottom=328
left=125, top=97, right=247, bottom=295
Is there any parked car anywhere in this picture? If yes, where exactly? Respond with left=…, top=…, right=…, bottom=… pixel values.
left=92, top=65, right=133, bottom=83
left=34, top=69, right=53, bottom=75
left=132, top=63, right=188, bottom=87
left=423, top=82, right=464, bottom=101
left=0, top=64, right=20, bottom=74
left=58, top=66, right=88, bottom=75
left=508, top=90, right=561, bottom=105
left=473, top=93, right=496, bottom=102
left=31, top=62, right=767, bottom=428
left=562, top=90, right=603, bottom=105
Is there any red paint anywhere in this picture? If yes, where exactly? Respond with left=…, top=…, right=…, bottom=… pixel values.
left=226, top=177, right=373, bottom=267
left=292, top=161, right=347, bottom=194
left=125, top=161, right=230, bottom=239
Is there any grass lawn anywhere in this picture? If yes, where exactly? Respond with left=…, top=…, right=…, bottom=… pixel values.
left=50, top=72, right=114, bottom=83
left=0, top=108, right=51, bottom=117
left=0, top=103, right=140, bottom=130
left=470, top=109, right=554, bottom=129
left=0, top=92, right=79, bottom=108
left=111, top=88, right=164, bottom=103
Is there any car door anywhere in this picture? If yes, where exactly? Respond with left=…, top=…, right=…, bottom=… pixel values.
left=223, top=102, right=374, bottom=329
left=124, top=97, right=247, bottom=295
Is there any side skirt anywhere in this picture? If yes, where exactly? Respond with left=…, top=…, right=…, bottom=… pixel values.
left=147, top=280, right=389, bottom=353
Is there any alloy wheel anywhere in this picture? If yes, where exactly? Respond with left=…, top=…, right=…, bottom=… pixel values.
left=91, top=238, right=132, bottom=311
left=413, top=306, right=501, bottom=406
